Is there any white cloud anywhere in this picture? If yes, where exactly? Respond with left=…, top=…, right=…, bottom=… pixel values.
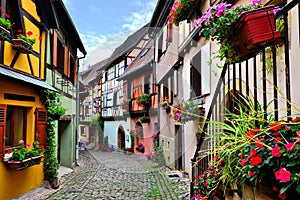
left=67, top=0, right=157, bottom=69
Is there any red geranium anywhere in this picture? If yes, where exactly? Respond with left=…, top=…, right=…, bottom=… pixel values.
left=272, top=146, right=282, bottom=157
left=250, top=155, right=262, bottom=166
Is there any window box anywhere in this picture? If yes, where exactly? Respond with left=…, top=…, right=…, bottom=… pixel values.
left=0, top=26, right=10, bottom=41
left=4, top=155, right=43, bottom=171
left=12, top=38, right=33, bottom=54
left=231, top=6, right=282, bottom=61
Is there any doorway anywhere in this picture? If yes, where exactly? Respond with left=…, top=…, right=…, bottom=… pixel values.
left=175, top=125, right=183, bottom=170
left=117, top=126, right=125, bottom=150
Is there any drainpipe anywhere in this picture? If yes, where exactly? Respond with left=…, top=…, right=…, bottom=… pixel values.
left=75, top=54, right=86, bottom=165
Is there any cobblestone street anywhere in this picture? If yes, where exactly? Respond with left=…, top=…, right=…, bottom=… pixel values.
left=13, top=149, right=190, bottom=200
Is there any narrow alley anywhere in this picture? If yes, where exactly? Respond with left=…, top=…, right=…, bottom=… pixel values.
left=12, top=148, right=190, bottom=200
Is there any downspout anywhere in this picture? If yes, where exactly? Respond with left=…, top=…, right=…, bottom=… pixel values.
left=75, top=54, right=86, bottom=165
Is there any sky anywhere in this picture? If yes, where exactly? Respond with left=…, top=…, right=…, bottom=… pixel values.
left=62, top=0, right=158, bottom=71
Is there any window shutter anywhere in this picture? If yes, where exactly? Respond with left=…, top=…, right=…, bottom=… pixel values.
left=64, top=46, right=70, bottom=77
left=35, top=108, right=47, bottom=148
left=201, top=43, right=211, bottom=95
left=52, top=31, right=58, bottom=66
left=0, top=105, right=6, bottom=158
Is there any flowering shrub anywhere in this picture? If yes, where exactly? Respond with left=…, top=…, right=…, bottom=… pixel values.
left=192, top=155, right=224, bottom=200
left=135, top=142, right=145, bottom=153
left=239, top=118, right=300, bottom=198
left=11, top=140, right=44, bottom=161
left=161, top=97, right=171, bottom=110
left=169, top=0, right=195, bottom=26
left=168, top=100, right=199, bottom=123
left=16, top=30, right=37, bottom=45
left=192, top=96, right=300, bottom=199
left=193, top=0, right=277, bottom=64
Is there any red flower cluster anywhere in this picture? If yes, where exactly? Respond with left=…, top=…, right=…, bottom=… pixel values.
left=239, top=117, right=300, bottom=197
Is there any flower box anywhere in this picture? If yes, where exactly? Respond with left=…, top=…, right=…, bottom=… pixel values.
left=0, top=26, right=10, bottom=41
left=4, top=155, right=43, bottom=171
left=232, top=6, right=282, bottom=61
left=12, top=38, right=33, bottom=54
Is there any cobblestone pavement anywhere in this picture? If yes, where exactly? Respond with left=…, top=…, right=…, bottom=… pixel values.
left=12, top=149, right=190, bottom=200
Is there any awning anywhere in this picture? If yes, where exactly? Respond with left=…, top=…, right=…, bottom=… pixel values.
left=0, top=67, right=57, bottom=91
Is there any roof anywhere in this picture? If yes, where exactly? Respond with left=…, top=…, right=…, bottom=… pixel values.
left=99, top=23, right=150, bottom=72
left=0, top=67, right=57, bottom=91
left=36, top=0, right=86, bottom=55
left=81, top=58, right=110, bottom=85
left=149, top=0, right=174, bottom=36
left=120, top=39, right=154, bottom=80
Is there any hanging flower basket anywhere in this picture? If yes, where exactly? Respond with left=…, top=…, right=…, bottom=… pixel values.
left=12, top=38, right=33, bottom=54
left=0, top=26, right=10, bottom=41
left=231, top=6, right=282, bottom=61
left=4, top=155, right=43, bottom=171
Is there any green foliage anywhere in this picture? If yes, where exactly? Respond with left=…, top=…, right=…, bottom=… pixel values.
left=90, top=115, right=104, bottom=127
left=194, top=1, right=263, bottom=64
left=170, top=0, right=194, bottom=26
left=0, top=17, right=11, bottom=30
left=137, top=93, right=150, bottom=105
left=193, top=95, right=300, bottom=199
left=11, top=141, right=43, bottom=161
left=43, top=90, right=66, bottom=120
left=139, top=115, right=150, bottom=124
left=42, top=89, right=60, bottom=184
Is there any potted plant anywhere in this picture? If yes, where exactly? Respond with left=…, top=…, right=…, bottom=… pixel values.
left=12, top=30, right=38, bottom=53
left=180, top=100, right=199, bottom=123
left=161, top=98, right=171, bottom=113
left=4, top=140, right=44, bottom=171
left=139, top=115, right=150, bottom=124
left=0, top=12, right=11, bottom=40
left=169, top=0, right=196, bottom=26
left=194, top=0, right=282, bottom=64
left=136, top=93, right=150, bottom=106
left=43, top=90, right=66, bottom=120
left=135, top=142, right=145, bottom=153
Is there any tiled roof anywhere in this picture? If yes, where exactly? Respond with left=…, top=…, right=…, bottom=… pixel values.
left=120, top=39, right=154, bottom=80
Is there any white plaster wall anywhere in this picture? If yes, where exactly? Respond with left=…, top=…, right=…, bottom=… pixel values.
left=103, top=119, right=130, bottom=149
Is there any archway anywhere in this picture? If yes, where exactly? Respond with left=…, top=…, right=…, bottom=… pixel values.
left=117, top=126, right=125, bottom=150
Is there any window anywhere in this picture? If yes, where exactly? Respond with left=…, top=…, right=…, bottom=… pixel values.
left=144, top=74, right=150, bottom=95
left=190, top=51, right=202, bottom=98
left=80, top=126, right=86, bottom=136
left=5, top=106, right=27, bottom=147
left=56, top=38, right=64, bottom=72
left=6, top=0, right=22, bottom=38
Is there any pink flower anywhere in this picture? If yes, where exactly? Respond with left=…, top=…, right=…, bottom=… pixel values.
left=285, top=142, right=295, bottom=151
left=26, top=143, right=31, bottom=147
left=252, top=0, right=262, bottom=5
left=240, top=158, right=248, bottom=166
left=274, top=168, right=291, bottom=183
left=272, top=146, right=282, bottom=157
left=19, top=140, right=24, bottom=144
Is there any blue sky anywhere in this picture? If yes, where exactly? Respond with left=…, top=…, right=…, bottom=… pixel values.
left=62, top=0, right=158, bottom=69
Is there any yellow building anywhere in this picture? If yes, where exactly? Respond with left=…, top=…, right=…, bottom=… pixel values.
left=0, top=0, right=85, bottom=199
